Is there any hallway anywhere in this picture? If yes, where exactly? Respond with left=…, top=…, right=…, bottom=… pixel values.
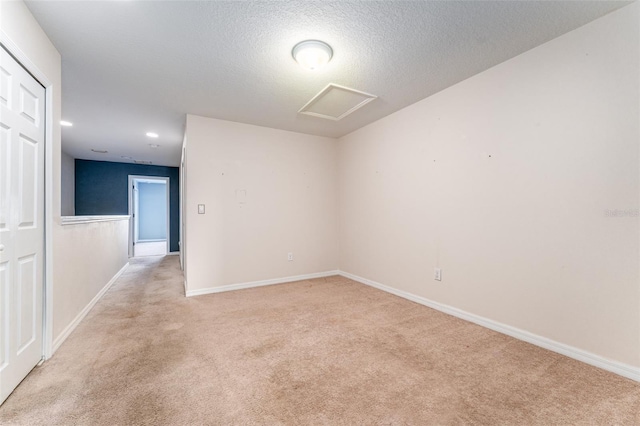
left=0, top=256, right=188, bottom=424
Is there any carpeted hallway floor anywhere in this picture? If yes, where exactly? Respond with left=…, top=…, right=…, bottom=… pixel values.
left=1, top=256, right=638, bottom=425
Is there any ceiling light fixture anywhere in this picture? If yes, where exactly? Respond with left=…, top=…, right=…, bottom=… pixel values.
left=146, top=132, right=159, bottom=138
left=91, top=149, right=108, bottom=154
left=292, top=40, right=333, bottom=70
left=148, top=143, right=160, bottom=148
left=60, top=120, right=73, bottom=127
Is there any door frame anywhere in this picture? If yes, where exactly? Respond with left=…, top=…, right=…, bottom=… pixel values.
left=0, top=33, right=55, bottom=360
left=179, top=145, right=185, bottom=270
left=127, top=175, right=170, bottom=257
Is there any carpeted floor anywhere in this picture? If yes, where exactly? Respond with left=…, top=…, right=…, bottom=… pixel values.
left=1, top=256, right=638, bottom=425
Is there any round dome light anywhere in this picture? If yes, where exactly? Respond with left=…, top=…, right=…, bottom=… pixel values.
left=292, top=40, right=333, bottom=70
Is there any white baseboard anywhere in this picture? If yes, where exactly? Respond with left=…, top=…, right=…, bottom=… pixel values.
left=167, top=251, right=180, bottom=256
left=52, top=262, right=129, bottom=354
left=338, top=270, right=640, bottom=383
left=186, top=270, right=340, bottom=297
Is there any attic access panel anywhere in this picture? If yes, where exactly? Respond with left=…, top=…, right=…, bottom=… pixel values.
left=298, top=83, right=377, bottom=121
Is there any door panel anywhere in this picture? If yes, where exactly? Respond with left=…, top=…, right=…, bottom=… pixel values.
left=18, top=135, right=37, bottom=228
left=19, top=85, right=38, bottom=125
left=0, top=262, right=8, bottom=368
left=0, top=66, right=10, bottom=106
left=0, top=46, right=45, bottom=404
left=0, top=125, right=9, bottom=231
left=16, top=255, right=36, bottom=354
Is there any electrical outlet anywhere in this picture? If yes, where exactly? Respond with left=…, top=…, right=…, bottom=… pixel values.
left=434, top=268, right=442, bottom=281
left=288, top=252, right=294, bottom=261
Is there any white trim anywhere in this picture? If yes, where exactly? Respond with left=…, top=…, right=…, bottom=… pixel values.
left=186, top=270, right=340, bottom=297
left=0, top=31, right=55, bottom=360
left=61, top=215, right=129, bottom=225
left=51, top=262, right=129, bottom=354
left=338, top=270, right=640, bottom=382
left=167, top=251, right=180, bottom=256
left=128, top=175, right=170, bottom=257
left=179, top=142, right=186, bottom=272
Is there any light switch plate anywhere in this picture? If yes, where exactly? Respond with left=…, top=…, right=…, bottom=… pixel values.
left=198, top=204, right=205, bottom=214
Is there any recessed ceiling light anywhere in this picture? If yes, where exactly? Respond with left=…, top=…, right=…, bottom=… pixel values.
left=148, top=143, right=160, bottom=149
left=91, top=149, right=108, bottom=154
left=292, top=40, right=333, bottom=70
left=146, top=132, right=159, bottom=138
left=60, top=120, right=73, bottom=127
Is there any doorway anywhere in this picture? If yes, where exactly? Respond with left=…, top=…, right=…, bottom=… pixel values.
left=128, top=176, right=170, bottom=257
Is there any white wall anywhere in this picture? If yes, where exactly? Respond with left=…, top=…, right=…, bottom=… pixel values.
left=338, top=3, right=639, bottom=368
left=53, top=219, right=129, bottom=345
left=60, top=151, right=75, bottom=216
left=1, top=1, right=129, bottom=356
left=184, top=115, right=338, bottom=293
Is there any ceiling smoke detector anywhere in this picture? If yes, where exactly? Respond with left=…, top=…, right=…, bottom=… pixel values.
left=292, top=40, right=333, bottom=70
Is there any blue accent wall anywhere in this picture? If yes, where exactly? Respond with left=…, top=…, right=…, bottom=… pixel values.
left=75, top=160, right=180, bottom=252
left=137, top=181, right=167, bottom=241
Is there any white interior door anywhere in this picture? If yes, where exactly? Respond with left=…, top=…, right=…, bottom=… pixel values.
left=0, top=46, right=45, bottom=404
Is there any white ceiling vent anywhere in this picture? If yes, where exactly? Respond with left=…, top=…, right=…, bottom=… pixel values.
left=298, top=84, right=377, bottom=121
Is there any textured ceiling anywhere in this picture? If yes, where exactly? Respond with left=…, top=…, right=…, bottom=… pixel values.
left=25, top=0, right=631, bottom=167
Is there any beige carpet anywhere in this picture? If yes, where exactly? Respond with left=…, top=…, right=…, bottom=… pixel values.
left=1, top=256, right=638, bottom=425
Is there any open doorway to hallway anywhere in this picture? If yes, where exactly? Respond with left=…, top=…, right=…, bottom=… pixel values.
left=128, top=176, right=170, bottom=257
